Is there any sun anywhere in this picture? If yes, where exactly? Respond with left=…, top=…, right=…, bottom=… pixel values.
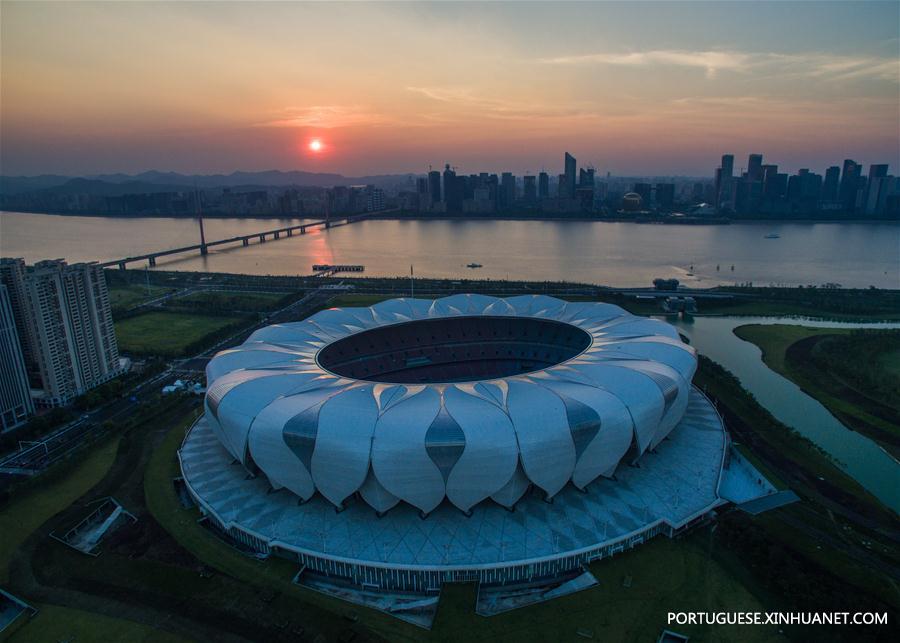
left=309, top=139, right=323, bottom=152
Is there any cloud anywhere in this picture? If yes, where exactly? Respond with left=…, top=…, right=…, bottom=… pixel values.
left=802, top=56, right=899, bottom=82
left=257, top=105, right=392, bottom=128
left=540, top=50, right=748, bottom=79
left=540, top=48, right=899, bottom=82
left=405, top=86, right=600, bottom=120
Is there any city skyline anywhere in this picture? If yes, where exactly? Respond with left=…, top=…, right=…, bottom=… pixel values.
left=2, top=1, right=899, bottom=177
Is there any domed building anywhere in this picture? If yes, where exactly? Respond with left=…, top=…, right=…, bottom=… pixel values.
left=622, top=192, right=643, bottom=212
left=179, top=295, right=735, bottom=619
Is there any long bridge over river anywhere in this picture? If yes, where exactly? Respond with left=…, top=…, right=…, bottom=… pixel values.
left=100, top=209, right=396, bottom=270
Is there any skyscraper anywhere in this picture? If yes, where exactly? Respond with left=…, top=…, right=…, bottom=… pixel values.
left=500, top=173, right=516, bottom=208
left=427, top=170, right=441, bottom=204
left=523, top=175, right=537, bottom=202
left=538, top=172, right=549, bottom=199
left=633, top=183, right=652, bottom=205
left=747, top=154, right=763, bottom=181
left=822, top=166, right=840, bottom=202
left=839, top=159, right=861, bottom=211
left=715, top=154, right=735, bottom=212
left=0, top=258, right=122, bottom=407
left=721, top=154, right=734, bottom=178
left=442, top=164, right=462, bottom=211
left=0, top=284, right=33, bottom=431
left=762, top=164, right=780, bottom=200
left=655, top=183, right=675, bottom=209
left=579, top=168, right=595, bottom=188
left=864, top=165, right=889, bottom=215
left=563, top=152, right=576, bottom=198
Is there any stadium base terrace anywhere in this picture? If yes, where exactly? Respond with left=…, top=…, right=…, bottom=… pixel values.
left=178, top=388, right=751, bottom=617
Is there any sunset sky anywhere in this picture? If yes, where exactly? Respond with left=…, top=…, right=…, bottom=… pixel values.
left=2, top=1, right=898, bottom=177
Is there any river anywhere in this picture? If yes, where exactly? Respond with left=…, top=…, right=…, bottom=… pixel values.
left=1, top=211, right=897, bottom=288
left=671, top=315, right=900, bottom=513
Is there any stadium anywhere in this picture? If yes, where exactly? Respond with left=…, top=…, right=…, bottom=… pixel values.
left=179, top=295, right=756, bottom=621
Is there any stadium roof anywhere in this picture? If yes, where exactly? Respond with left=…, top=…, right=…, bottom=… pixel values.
left=181, top=388, right=726, bottom=568
left=203, top=295, right=698, bottom=515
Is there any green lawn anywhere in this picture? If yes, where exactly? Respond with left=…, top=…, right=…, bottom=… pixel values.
left=169, top=289, right=290, bottom=311
left=734, top=325, right=900, bottom=457
left=4, top=604, right=189, bottom=643
left=109, top=284, right=174, bottom=312
left=114, top=310, right=249, bottom=357
left=733, top=324, right=850, bottom=372
left=696, top=300, right=900, bottom=320
left=327, top=294, right=396, bottom=308
left=878, top=347, right=900, bottom=379
left=0, top=436, right=120, bottom=583
left=430, top=535, right=783, bottom=642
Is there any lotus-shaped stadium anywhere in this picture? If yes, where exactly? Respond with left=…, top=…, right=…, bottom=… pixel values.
left=179, top=295, right=746, bottom=621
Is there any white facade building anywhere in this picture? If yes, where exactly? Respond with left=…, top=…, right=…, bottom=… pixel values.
left=204, top=295, right=697, bottom=515
left=181, top=296, right=739, bottom=602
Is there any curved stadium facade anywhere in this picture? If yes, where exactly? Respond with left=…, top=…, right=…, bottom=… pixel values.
left=180, top=295, right=730, bottom=607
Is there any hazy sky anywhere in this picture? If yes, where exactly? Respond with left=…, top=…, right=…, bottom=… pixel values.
left=2, top=1, right=898, bottom=177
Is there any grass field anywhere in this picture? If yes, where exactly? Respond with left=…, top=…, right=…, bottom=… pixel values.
left=114, top=310, right=249, bottom=357
left=0, top=436, right=120, bottom=583
left=4, top=604, right=189, bottom=643
left=169, top=289, right=289, bottom=311
left=734, top=324, right=850, bottom=371
left=0, top=434, right=169, bottom=643
left=734, top=324, right=900, bottom=456
left=429, top=535, right=783, bottom=642
left=109, top=284, right=174, bottom=312
left=877, top=347, right=900, bottom=379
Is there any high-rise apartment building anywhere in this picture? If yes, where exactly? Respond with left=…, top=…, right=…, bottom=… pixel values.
left=364, top=185, right=385, bottom=212
left=0, top=258, right=122, bottom=407
left=0, top=284, right=33, bottom=431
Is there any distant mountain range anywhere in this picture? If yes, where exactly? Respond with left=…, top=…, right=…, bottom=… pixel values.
left=0, top=170, right=420, bottom=195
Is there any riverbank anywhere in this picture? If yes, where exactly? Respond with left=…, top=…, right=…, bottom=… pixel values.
left=4, top=207, right=899, bottom=224
left=694, top=356, right=899, bottom=620
left=733, top=325, right=900, bottom=459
